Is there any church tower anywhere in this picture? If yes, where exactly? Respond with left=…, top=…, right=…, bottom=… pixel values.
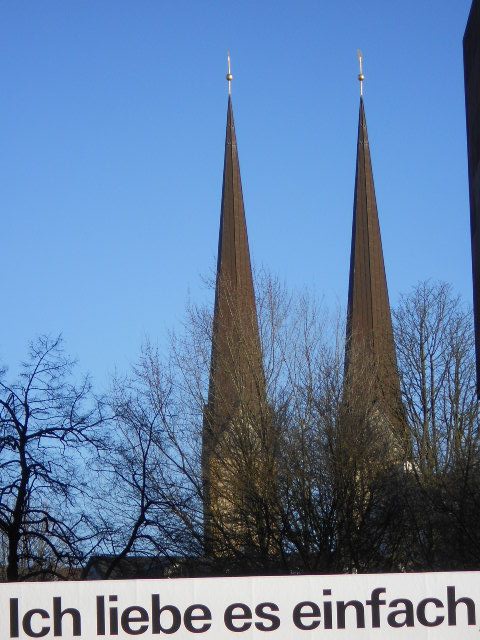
left=344, top=56, right=404, bottom=446
left=202, top=59, right=272, bottom=557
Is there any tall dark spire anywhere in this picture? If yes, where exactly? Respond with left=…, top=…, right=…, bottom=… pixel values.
left=345, top=95, right=402, bottom=424
left=207, top=95, right=263, bottom=426
left=203, top=88, right=266, bottom=554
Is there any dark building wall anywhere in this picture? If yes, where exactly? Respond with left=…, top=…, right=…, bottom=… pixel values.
left=464, top=0, right=480, bottom=393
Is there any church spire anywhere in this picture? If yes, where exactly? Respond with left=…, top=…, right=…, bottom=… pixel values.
left=206, top=57, right=263, bottom=425
left=345, top=63, right=402, bottom=425
left=203, top=59, right=266, bottom=554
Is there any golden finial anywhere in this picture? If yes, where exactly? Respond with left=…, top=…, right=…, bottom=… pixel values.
left=357, top=49, right=364, bottom=97
left=226, top=52, right=233, bottom=95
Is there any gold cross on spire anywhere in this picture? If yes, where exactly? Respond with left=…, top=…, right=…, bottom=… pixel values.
left=226, top=52, right=233, bottom=95
left=357, top=49, right=365, bottom=97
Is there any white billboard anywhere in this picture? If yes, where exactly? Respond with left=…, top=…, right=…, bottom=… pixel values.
left=3, top=571, right=480, bottom=638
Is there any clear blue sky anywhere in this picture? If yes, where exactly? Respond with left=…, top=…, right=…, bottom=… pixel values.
left=0, top=1, right=474, bottom=387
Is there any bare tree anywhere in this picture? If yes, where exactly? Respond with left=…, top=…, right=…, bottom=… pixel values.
left=193, top=277, right=340, bottom=572
left=101, top=275, right=344, bottom=575
left=394, top=281, right=480, bottom=569
left=97, top=275, right=383, bottom=574
left=99, top=278, right=480, bottom=576
left=394, top=282, right=477, bottom=472
left=0, top=335, right=104, bottom=581
left=93, top=342, right=208, bottom=578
